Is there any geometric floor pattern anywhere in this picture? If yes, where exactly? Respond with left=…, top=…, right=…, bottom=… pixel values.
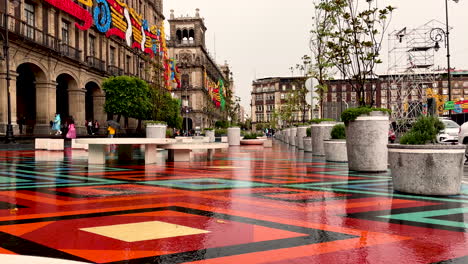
left=0, top=143, right=467, bottom=263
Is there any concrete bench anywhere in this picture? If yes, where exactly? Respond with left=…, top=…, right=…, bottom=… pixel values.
left=159, top=142, right=229, bottom=162
left=71, top=139, right=88, bottom=150
left=75, top=138, right=176, bottom=165
left=35, top=138, right=64, bottom=151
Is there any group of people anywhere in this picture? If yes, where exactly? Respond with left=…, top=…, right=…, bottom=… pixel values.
left=50, top=114, right=101, bottom=139
left=50, top=113, right=76, bottom=138
left=86, top=120, right=100, bottom=135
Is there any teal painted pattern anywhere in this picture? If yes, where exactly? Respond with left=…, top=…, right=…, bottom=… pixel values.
left=379, top=207, right=468, bottom=228
left=141, top=178, right=272, bottom=190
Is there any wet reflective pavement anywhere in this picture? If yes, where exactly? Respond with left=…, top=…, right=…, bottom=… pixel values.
left=0, top=142, right=467, bottom=263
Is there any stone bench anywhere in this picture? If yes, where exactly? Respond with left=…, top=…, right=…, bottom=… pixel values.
left=71, top=139, right=88, bottom=150
left=75, top=138, right=176, bottom=165
left=159, top=142, right=229, bottom=162
left=35, top=138, right=64, bottom=151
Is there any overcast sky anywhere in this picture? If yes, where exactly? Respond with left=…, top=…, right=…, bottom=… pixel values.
left=164, top=0, right=468, bottom=113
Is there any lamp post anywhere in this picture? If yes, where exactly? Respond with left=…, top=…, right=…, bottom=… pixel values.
left=430, top=0, right=459, bottom=117
left=3, top=0, right=15, bottom=143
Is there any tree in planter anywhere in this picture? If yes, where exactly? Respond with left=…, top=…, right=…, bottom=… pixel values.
left=310, top=0, right=336, bottom=117
left=319, top=0, right=395, bottom=106
left=294, top=55, right=312, bottom=122
left=102, top=76, right=152, bottom=131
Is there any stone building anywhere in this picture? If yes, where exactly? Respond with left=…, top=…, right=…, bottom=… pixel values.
left=167, top=9, right=232, bottom=131
left=0, top=0, right=166, bottom=135
left=251, top=76, right=308, bottom=129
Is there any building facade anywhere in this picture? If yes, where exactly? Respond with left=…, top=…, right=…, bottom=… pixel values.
left=251, top=76, right=308, bottom=129
left=0, top=0, right=167, bottom=135
left=251, top=72, right=468, bottom=129
left=167, top=9, right=231, bottom=131
left=322, top=71, right=468, bottom=122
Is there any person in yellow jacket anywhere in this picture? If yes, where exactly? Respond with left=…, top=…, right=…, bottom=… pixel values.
left=107, top=125, right=116, bottom=138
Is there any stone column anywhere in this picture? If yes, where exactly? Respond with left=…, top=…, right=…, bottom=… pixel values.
left=0, top=71, right=18, bottom=134
left=69, top=88, right=86, bottom=135
left=296, top=126, right=308, bottom=150
left=34, top=81, right=57, bottom=134
left=93, top=94, right=106, bottom=135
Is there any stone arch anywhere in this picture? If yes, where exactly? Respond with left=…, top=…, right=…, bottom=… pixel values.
left=15, top=62, right=48, bottom=134
left=13, top=58, right=48, bottom=82
left=55, top=73, right=83, bottom=134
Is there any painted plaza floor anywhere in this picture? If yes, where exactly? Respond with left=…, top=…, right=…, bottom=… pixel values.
left=0, top=142, right=467, bottom=263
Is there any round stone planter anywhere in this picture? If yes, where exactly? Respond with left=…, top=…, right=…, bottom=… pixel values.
left=324, top=139, right=347, bottom=162
left=240, top=139, right=266, bottom=145
left=296, top=126, right=308, bottom=150
left=311, top=122, right=336, bottom=156
left=346, top=111, right=388, bottom=172
left=303, top=137, right=312, bottom=152
left=388, top=144, right=465, bottom=195
left=205, top=130, right=215, bottom=142
left=289, top=127, right=297, bottom=146
left=227, top=127, right=241, bottom=146
left=146, top=124, right=167, bottom=138
left=285, top=128, right=291, bottom=144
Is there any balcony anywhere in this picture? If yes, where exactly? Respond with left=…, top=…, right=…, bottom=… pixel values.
left=86, top=56, right=105, bottom=72
left=108, top=65, right=124, bottom=76
left=0, top=12, right=59, bottom=53
left=59, top=43, right=81, bottom=61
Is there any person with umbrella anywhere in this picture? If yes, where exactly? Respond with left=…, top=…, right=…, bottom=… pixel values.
left=106, top=120, right=120, bottom=138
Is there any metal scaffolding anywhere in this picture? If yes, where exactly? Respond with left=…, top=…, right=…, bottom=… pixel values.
left=387, top=20, right=446, bottom=135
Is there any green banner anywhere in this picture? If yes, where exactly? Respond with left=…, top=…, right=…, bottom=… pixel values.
left=444, top=101, right=455, bottom=110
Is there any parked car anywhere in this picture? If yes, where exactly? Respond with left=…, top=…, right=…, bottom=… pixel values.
left=437, top=118, right=459, bottom=143
left=458, top=121, right=468, bottom=144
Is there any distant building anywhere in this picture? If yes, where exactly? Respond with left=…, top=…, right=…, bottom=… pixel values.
left=167, top=9, right=232, bottom=131
left=251, top=76, right=308, bottom=129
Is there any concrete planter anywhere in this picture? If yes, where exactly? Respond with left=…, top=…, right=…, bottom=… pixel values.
left=324, top=140, right=347, bottom=162
left=285, top=128, right=291, bottom=144
left=311, top=122, right=336, bottom=156
left=227, top=127, right=241, bottom=146
left=303, top=137, right=312, bottom=152
left=388, top=144, right=465, bottom=195
left=346, top=111, right=388, bottom=172
left=146, top=124, right=167, bottom=138
left=289, top=127, right=297, bottom=146
left=205, top=130, right=215, bottom=142
left=296, top=126, right=308, bottom=150
left=240, top=139, right=266, bottom=145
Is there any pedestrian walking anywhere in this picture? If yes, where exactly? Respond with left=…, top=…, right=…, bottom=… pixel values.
left=107, top=125, right=116, bottom=138
left=93, top=120, right=99, bottom=135
left=52, top=113, right=62, bottom=135
left=87, top=120, right=93, bottom=135
left=66, top=118, right=76, bottom=139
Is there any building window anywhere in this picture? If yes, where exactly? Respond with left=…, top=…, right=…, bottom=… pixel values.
left=281, top=94, right=285, bottom=100
left=126, top=55, right=131, bottom=74
left=292, top=84, right=296, bottom=90
left=89, top=35, right=96, bottom=56
left=61, top=20, right=70, bottom=45
left=24, top=3, right=35, bottom=39
left=182, top=74, right=189, bottom=88
left=109, top=46, right=115, bottom=66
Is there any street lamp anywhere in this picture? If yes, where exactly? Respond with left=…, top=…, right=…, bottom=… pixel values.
left=430, top=0, right=459, bottom=117
left=3, top=0, right=19, bottom=143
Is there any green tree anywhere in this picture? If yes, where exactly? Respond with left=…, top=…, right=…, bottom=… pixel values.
left=318, top=0, right=395, bottom=106
left=151, top=87, right=183, bottom=129
left=102, top=76, right=152, bottom=123
left=310, top=0, right=337, bottom=117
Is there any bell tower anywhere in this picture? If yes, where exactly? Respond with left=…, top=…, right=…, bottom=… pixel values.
left=168, top=8, right=207, bottom=48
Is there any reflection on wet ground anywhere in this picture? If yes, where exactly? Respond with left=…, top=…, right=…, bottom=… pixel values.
left=0, top=141, right=467, bottom=263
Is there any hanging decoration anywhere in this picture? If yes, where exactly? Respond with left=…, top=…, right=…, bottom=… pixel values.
left=47, top=0, right=171, bottom=62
